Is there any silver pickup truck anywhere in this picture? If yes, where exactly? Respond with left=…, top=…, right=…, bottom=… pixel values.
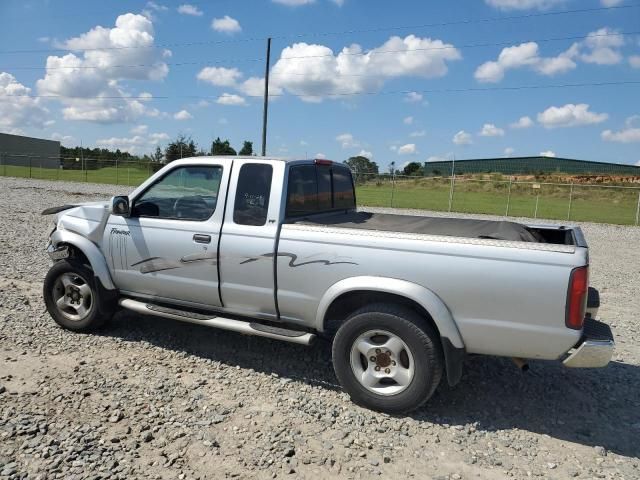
left=42, top=156, right=614, bottom=413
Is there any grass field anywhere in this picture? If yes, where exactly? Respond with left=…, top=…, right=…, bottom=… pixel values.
left=357, top=177, right=640, bottom=225
left=0, top=163, right=152, bottom=187
left=1, top=164, right=639, bottom=225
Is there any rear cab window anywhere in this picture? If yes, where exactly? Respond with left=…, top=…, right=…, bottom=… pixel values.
left=286, top=162, right=355, bottom=218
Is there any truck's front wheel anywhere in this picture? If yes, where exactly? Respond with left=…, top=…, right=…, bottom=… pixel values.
left=332, top=304, right=443, bottom=414
left=43, top=260, right=112, bottom=332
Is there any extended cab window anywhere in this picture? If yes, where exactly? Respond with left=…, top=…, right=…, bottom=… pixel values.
left=233, top=163, right=273, bottom=226
left=133, top=166, right=222, bottom=221
left=286, top=164, right=355, bottom=217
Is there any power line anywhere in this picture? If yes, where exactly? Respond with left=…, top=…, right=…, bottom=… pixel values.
left=1, top=80, right=638, bottom=101
left=2, top=30, right=635, bottom=72
left=0, top=3, right=637, bottom=55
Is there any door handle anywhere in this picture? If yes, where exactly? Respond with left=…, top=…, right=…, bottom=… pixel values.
left=193, top=234, right=211, bottom=244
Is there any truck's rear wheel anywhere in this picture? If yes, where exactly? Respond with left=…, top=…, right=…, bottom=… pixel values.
left=332, top=303, right=443, bottom=414
left=43, top=260, right=111, bottom=331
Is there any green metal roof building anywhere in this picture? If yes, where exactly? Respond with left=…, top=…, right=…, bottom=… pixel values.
left=423, top=156, right=640, bottom=177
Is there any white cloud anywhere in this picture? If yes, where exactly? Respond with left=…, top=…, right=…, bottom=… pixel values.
left=479, top=123, right=505, bottom=137
left=404, top=91, right=423, bottom=103
left=315, top=152, right=326, bottom=159
left=131, top=124, right=148, bottom=134
left=173, top=109, right=193, bottom=120
left=579, top=27, right=625, bottom=65
left=35, top=13, right=169, bottom=124
left=149, top=132, right=170, bottom=143
left=601, top=0, right=623, bottom=5
left=177, top=4, right=203, bottom=16
left=398, top=143, right=417, bottom=155
left=602, top=128, right=640, bottom=143
left=272, top=0, right=315, bottom=5
left=510, top=116, right=534, bottom=129
left=357, top=149, right=373, bottom=159
left=452, top=130, right=473, bottom=145
left=537, top=103, right=608, bottom=128
left=475, top=27, right=624, bottom=83
left=141, top=2, right=168, bottom=21
left=475, top=41, right=576, bottom=83
left=403, top=116, right=414, bottom=125
left=426, top=155, right=448, bottom=163
left=211, top=15, right=241, bottom=34
left=336, top=133, right=360, bottom=148
left=485, top=0, right=564, bottom=10
left=216, top=93, right=247, bottom=106
left=410, top=130, right=426, bottom=137
left=96, top=131, right=169, bottom=154
left=504, top=147, right=515, bottom=157
left=602, top=117, right=640, bottom=143
left=146, top=1, right=167, bottom=11
left=0, top=72, right=50, bottom=132
left=197, top=66, right=242, bottom=86
left=265, top=35, right=461, bottom=102
left=50, top=133, right=75, bottom=146
left=540, top=150, right=556, bottom=157
left=630, top=55, right=640, bottom=68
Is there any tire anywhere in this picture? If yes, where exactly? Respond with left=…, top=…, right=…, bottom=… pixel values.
left=43, top=260, right=112, bottom=332
left=332, top=303, right=443, bottom=414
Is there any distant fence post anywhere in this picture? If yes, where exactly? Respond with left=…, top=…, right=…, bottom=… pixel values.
left=115, top=158, right=119, bottom=185
left=635, top=191, right=640, bottom=226
left=505, top=176, right=512, bottom=217
left=567, top=182, right=574, bottom=221
left=448, top=175, right=454, bottom=213
left=534, top=194, right=539, bottom=219
left=29, top=155, right=32, bottom=179
left=390, top=172, right=396, bottom=208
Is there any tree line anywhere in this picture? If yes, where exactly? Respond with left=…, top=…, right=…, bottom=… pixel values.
left=59, top=135, right=255, bottom=170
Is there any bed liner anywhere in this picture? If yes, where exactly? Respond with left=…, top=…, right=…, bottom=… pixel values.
left=291, top=211, right=541, bottom=243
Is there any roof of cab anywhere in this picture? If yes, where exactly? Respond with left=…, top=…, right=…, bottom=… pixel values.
left=180, top=155, right=344, bottom=165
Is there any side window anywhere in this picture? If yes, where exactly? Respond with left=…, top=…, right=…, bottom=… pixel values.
left=133, top=166, right=222, bottom=221
left=286, top=165, right=317, bottom=216
left=234, top=163, right=273, bottom=226
left=333, top=168, right=356, bottom=209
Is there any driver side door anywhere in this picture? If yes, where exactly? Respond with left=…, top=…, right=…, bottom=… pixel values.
left=104, top=161, right=230, bottom=309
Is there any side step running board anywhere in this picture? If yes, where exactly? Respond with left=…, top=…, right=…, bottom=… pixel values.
left=119, top=298, right=315, bottom=346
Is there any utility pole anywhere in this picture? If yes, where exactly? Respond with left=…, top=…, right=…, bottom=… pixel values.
left=261, top=37, right=272, bottom=157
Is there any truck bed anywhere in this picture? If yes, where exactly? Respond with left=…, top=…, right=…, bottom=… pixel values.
left=291, top=211, right=544, bottom=243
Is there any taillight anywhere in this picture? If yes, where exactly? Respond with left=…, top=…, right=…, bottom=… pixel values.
left=566, top=266, right=588, bottom=330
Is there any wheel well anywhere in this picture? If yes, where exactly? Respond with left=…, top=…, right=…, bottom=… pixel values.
left=323, top=290, right=441, bottom=339
left=59, top=243, right=91, bottom=269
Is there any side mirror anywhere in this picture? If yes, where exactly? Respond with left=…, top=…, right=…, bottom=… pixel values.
left=111, top=196, right=130, bottom=217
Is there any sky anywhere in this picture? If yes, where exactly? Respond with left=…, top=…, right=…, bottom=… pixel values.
left=0, top=0, right=639, bottom=170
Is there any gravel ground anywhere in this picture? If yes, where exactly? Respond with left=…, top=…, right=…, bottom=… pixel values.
left=1, top=176, right=639, bottom=480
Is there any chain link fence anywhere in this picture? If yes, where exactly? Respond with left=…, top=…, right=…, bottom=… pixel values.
left=2, top=153, right=640, bottom=225
left=353, top=172, right=640, bottom=226
left=0, top=152, right=161, bottom=187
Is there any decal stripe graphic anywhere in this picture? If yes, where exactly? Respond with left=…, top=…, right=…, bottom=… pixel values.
left=241, top=252, right=357, bottom=267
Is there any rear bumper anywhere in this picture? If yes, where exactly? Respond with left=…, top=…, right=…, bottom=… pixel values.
left=563, top=317, right=614, bottom=368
